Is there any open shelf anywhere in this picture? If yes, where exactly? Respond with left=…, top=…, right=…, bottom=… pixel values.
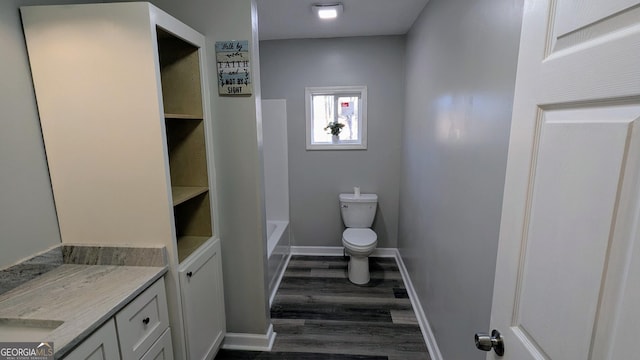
left=157, top=28, right=202, bottom=118
left=165, top=118, right=208, bottom=187
left=158, top=26, right=213, bottom=264
left=173, top=191, right=212, bottom=263
left=177, top=235, right=211, bottom=263
left=165, top=113, right=203, bottom=120
left=172, top=186, right=208, bottom=206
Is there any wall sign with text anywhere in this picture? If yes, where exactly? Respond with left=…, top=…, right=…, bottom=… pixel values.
left=215, top=40, right=252, bottom=95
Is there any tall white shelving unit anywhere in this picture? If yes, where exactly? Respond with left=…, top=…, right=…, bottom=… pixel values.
left=21, top=3, right=225, bottom=359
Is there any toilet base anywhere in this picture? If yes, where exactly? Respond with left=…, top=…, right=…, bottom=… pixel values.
left=347, top=255, right=370, bottom=285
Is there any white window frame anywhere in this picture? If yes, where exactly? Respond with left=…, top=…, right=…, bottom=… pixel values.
left=305, top=85, right=367, bottom=150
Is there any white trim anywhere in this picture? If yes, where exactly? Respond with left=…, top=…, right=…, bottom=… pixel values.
left=290, top=246, right=396, bottom=257
left=269, top=253, right=291, bottom=306
left=221, top=324, right=276, bottom=351
left=393, top=249, right=443, bottom=360
left=371, top=247, right=397, bottom=257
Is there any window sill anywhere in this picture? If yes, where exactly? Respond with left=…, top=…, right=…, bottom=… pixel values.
left=306, top=142, right=367, bottom=150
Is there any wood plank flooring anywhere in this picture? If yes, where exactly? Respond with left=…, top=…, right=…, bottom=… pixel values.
left=215, top=256, right=430, bottom=360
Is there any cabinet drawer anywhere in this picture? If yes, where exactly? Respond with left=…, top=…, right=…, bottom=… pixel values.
left=64, top=318, right=120, bottom=360
left=140, top=328, right=174, bottom=360
left=115, top=279, right=169, bottom=360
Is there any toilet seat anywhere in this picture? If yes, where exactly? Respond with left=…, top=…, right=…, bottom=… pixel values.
left=342, top=228, right=377, bottom=250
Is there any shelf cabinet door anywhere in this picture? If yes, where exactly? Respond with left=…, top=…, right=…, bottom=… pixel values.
left=179, top=239, right=225, bottom=360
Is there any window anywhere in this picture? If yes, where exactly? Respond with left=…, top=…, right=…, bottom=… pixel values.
left=305, top=86, right=367, bottom=150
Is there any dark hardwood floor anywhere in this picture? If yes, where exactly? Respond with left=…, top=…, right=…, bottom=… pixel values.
left=215, top=256, right=431, bottom=360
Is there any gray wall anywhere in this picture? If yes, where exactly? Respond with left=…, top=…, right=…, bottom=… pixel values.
left=399, top=0, right=523, bottom=359
left=260, top=36, right=404, bottom=248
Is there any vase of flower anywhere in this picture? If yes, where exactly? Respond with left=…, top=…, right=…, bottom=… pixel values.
left=324, top=121, right=345, bottom=144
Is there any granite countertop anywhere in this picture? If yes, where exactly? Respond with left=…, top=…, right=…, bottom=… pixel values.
left=0, top=246, right=168, bottom=359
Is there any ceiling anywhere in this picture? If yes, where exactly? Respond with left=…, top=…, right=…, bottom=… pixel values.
left=256, top=0, right=430, bottom=41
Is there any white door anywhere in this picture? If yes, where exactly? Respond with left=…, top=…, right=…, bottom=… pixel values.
left=485, top=0, right=640, bottom=359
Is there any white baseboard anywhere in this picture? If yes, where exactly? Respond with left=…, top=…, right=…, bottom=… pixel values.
left=372, top=247, right=397, bottom=257
left=393, top=249, right=443, bottom=360
left=221, top=324, right=276, bottom=351
left=269, top=253, right=291, bottom=306
left=290, top=246, right=397, bottom=257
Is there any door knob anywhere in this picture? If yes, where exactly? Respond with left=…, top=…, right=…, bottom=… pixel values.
left=475, top=329, right=504, bottom=356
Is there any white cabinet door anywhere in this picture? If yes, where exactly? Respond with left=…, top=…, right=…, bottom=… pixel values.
left=65, top=319, right=120, bottom=360
left=488, top=0, right=640, bottom=359
left=140, top=328, right=174, bottom=360
left=179, top=239, right=225, bottom=360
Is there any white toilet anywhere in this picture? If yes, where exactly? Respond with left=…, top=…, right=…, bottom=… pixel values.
left=339, top=193, right=378, bottom=285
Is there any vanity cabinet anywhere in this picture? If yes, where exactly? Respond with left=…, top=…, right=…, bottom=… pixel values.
left=20, top=3, right=225, bottom=358
left=65, top=319, right=120, bottom=360
left=140, top=329, right=173, bottom=360
left=65, top=279, right=172, bottom=360
left=115, top=280, right=171, bottom=359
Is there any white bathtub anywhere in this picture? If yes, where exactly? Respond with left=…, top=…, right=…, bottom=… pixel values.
left=266, top=220, right=290, bottom=305
left=267, top=220, right=288, bottom=258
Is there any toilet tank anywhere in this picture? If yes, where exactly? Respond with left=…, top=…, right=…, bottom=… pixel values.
left=339, top=193, right=378, bottom=228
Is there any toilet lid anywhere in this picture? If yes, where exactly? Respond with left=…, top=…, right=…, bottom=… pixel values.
left=343, top=228, right=377, bottom=247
